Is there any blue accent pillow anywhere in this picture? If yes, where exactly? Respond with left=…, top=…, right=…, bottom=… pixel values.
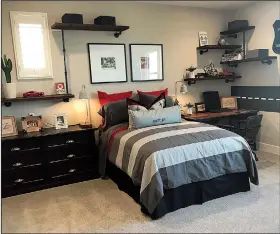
left=128, top=106, right=181, bottom=130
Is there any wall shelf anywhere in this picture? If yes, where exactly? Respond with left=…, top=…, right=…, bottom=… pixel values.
left=220, top=26, right=255, bottom=38
left=220, top=56, right=277, bottom=67
left=2, top=94, right=75, bottom=107
left=184, top=76, right=241, bottom=85
left=51, top=23, right=129, bottom=38
left=197, top=45, right=242, bottom=55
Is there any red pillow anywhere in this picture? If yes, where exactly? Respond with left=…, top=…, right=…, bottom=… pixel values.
left=137, top=88, right=168, bottom=97
left=98, top=91, right=133, bottom=106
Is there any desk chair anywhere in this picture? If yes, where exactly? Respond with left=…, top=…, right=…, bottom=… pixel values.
left=218, top=114, right=263, bottom=161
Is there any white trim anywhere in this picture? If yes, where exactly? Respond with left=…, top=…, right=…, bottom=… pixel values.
left=259, top=142, right=280, bottom=156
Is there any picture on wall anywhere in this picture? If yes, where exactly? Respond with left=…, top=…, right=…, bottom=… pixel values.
left=129, top=44, right=164, bottom=82
left=87, top=43, right=127, bottom=84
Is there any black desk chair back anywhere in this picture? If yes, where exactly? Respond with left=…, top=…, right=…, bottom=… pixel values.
left=243, top=115, right=263, bottom=149
left=218, top=114, right=263, bottom=161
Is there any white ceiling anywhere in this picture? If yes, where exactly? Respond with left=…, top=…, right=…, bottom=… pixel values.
left=140, top=1, right=255, bottom=10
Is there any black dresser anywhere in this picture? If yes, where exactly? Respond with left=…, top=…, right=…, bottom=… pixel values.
left=2, top=125, right=100, bottom=198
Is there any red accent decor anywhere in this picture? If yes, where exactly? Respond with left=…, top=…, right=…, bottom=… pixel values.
left=107, top=125, right=128, bottom=157
left=98, top=91, right=133, bottom=106
left=137, top=88, right=168, bottom=97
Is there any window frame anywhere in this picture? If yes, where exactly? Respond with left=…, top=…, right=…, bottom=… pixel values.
left=10, top=11, right=53, bottom=80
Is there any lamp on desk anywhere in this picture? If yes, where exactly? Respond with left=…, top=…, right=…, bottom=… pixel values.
left=79, top=85, right=92, bottom=129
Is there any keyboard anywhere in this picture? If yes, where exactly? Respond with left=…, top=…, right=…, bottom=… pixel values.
left=208, top=108, right=233, bottom=113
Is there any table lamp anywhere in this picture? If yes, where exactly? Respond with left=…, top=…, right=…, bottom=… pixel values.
left=79, top=85, right=92, bottom=129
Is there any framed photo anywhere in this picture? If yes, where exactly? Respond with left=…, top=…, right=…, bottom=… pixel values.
left=55, top=82, right=66, bottom=94
left=198, top=31, right=208, bottom=46
left=21, top=115, right=43, bottom=133
left=2, top=116, right=18, bottom=137
left=129, top=44, right=164, bottom=82
left=54, top=113, right=68, bottom=129
left=221, top=96, right=238, bottom=109
left=87, top=43, right=127, bottom=84
left=195, top=102, right=206, bottom=113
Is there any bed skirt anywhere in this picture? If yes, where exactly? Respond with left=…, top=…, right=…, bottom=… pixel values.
left=106, top=160, right=250, bottom=219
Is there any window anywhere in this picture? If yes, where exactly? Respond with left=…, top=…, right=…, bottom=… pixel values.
left=10, top=11, right=53, bottom=79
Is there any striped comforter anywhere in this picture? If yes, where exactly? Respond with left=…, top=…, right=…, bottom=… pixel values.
left=99, top=120, right=259, bottom=214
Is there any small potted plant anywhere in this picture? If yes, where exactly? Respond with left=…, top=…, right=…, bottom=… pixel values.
left=1, top=54, right=16, bottom=98
left=184, top=102, right=194, bottom=115
left=186, top=66, right=196, bottom=79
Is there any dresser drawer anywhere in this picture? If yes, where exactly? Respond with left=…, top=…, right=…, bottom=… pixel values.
left=48, top=156, right=95, bottom=178
left=2, top=148, right=42, bottom=170
left=2, top=138, right=41, bottom=154
left=3, top=165, right=44, bottom=187
left=45, top=142, right=94, bottom=163
left=45, top=131, right=93, bottom=147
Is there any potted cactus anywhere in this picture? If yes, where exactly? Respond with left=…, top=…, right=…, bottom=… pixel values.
left=1, top=54, right=16, bottom=98
left=186, top=66, right=197, bottom=79
left=184, top=102, right=194, bottom=115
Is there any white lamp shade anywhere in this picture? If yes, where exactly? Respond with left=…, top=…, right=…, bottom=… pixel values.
left=180, top=83, right=188, bottom=94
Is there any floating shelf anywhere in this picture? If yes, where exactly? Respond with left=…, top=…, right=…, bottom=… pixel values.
left=197, top=45, right=242, bottom=55
left=220, top=56, right=277, bottom=67
left=220, top=26, right=255, bottom=38
left=2, top=94, right=75, bottom=107
left=184, top=76, right=241, bottom=85
left=51, top=23, right=129, bottom=38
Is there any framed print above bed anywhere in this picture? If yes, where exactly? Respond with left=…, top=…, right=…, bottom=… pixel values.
left=87, top=43, right=127, bottom=84
left=129, top=44, right=164, bottom=82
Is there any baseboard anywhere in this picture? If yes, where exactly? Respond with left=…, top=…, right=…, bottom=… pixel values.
left=259, top=142, right=280, bottom=156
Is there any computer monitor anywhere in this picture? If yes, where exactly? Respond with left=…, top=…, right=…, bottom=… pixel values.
left=203, top=91, right=221, bottom=111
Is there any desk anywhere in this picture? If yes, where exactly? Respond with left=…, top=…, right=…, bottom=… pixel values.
left=182, top=109, right=258, bottom=124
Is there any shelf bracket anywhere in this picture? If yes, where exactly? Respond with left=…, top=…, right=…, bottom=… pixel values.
left=187, top=80, right=196, bottom=86
left=261, top=59, right=272, bottom=65
left=114, top=31, right=122, bottom=38
left=227, top=63, right=238, bottom=68
left=227, top=34, right=238, bottom=39
left=62, top=98, right=70, bottom=102
left=3, top=102, right=12, bottom=107
left=199, top=49, right=208, bottom=55
left=225, top=76, right=236, bottom=83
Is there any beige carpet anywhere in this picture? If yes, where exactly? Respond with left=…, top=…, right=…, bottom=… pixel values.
left=2, top=151, right=280, bottom=233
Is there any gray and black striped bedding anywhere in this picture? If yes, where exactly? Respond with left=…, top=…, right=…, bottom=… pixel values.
left=99, top=120, right=259, bottom=214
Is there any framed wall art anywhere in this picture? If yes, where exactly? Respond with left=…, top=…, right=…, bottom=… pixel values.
left=2, top=116, right=18, bottom=137
left=54, top=113, right=68, bottom=129
left=195, top=102, right=206, bottom=113
left=55, top=82, right=66, bottom=94
left=87, top=43, right=127, bottom=84
left=220, top=96, right=238, bottom=109
left=21, top=115, right=43, bottom=133
left=129, top=44, right=164, bottom=82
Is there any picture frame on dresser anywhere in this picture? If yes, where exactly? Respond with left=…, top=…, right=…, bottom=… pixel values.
left=2, top=116, right=18, bottom=137
left=54, top=113, right=68, bottom=129
left=129, top=44, right=164, bottom=82
left=220, top=96, right=238, bottom=109
left=87, top=43, right=127, bottom=84
left=21, top=115, right=43, bottom=133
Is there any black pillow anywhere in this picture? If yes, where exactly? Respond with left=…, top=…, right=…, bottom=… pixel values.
left=138, top=92, right=166, bottom=109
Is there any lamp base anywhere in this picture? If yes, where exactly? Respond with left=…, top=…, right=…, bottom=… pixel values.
left=79, top=123, right=93, bottom=129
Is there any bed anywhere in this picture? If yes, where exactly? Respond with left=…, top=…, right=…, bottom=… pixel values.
left=98, top=119, right=259, bottom=219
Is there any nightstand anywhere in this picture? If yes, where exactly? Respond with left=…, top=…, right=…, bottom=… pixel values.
left=2, top=125, right=100, bottom=198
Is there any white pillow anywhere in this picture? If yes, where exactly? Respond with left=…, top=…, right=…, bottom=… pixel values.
left=128, top=106, right=181, bottom=130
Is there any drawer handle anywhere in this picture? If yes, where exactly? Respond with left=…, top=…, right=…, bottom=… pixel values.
left=66, top=140, right=74, bottom=144
left=11, top=147, right=20, bottom=151
left=67, top=154, right=75, bottom=159
left=13, top=162, right=22, bottom=167
left=69, top=169, right=76, bottom=173
left=15, top=178, right=24, bottom=183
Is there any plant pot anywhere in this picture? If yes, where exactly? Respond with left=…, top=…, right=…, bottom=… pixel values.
left=188, top=71, right=196, bottom=79
left=3, top=83, right=16, bottom=98
left=187, top=108, right=193, bottom=115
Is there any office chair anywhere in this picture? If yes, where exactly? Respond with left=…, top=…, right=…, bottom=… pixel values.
left=218, top=114, right=263, bottom=161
